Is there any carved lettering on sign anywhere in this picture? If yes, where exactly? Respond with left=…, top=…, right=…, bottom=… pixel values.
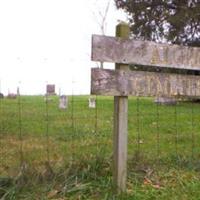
left=91, top=68, right=200, bottom=97
left=92, top=35, right=200, bottom=70
left=151, top=47, right=161, bottom=65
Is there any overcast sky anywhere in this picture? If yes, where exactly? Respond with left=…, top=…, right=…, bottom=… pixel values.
left=0, top=0, right=126, bottom=95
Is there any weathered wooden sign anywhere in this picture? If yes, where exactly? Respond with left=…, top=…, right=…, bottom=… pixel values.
left=91, top=68, right=200, bottom=97
left=92, top=35, right=200, bottom=71
left=91, top=23, right=200, bottom=194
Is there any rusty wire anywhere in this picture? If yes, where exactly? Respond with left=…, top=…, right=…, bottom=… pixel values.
left=174, top=101, right=178, bottom=157
left=17, top=86, right=24, bottom=166
left=191, top=100, right=195, bottom=159
left=136, top=97, right=141, bottom=157
left=0, top=81, right=2, bottom=170
left=71, top=93, right=74, bottom=132
left=156, top=100, right=160, bottom=159
left=191, top=89, right=195, bottom=159
left=45, top=94, right=50, bottom=163
left=95, top=95, right=98, bottom=134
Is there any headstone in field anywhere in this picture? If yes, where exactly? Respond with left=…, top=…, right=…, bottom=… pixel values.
left=0, top=93, right=4, bottom=99
left=46, top=84, right=56, bottom=95
left=154, top=97, right=177, bottom=105
left=88, top=97, right=96, bottom=108
left=59, top=95, right=68, bottom=109
left=7, top=93, right=17, bottom=99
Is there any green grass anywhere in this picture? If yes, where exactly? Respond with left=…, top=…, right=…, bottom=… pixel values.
left=1, top=95, right=200, bottom=199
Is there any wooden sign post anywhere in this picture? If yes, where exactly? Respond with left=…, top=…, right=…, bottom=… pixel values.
left=113, top=23, right=130, bottom=193
left=91, top=23, right=200, bottom=193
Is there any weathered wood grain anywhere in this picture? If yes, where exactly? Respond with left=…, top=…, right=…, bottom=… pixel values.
left=91, top=68, right=200, bottom=97
left=113, top=23, right=129, bottom=193
left=92, top=35, right=200, bottom=70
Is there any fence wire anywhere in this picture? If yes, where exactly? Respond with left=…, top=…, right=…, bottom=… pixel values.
left=156, top=100, right=160, bottom=159
left=45, top=95, right=50, bottom=164
left=0, top=83, right=2, bottom=177
left=17, top=88, right=24, bottom=167
left=1, top=81, right=200, bottom=198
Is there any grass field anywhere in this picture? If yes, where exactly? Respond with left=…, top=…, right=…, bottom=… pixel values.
left=1, top=95, right=200, bottom=199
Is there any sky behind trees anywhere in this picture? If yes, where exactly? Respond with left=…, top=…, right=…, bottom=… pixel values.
left=0, top=0, right=126, bottom=95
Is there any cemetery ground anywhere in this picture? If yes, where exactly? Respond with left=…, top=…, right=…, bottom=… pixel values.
left=1, top=95, right=200, bottom=199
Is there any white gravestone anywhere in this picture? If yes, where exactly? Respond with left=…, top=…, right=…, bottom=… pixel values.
left=88, top=97, right=96, bottom=108
left=154, top=97, right=177, bottom=105
left=59, top=95, right=68, bottom=109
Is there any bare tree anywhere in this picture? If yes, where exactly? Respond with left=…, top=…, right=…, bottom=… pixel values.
left=92, top=0, right=111, bottom=68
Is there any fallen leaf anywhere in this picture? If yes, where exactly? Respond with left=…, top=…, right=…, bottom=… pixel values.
left=143, top=177, right=152, bottom=185
left=152, top=184, right=161, bottom=189
left=47, top=190, right=59, bottom=199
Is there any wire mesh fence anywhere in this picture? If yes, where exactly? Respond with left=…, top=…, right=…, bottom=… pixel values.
left=1, top=83, right=200, bottom=198
left=0, top=92, right=113, bottom=176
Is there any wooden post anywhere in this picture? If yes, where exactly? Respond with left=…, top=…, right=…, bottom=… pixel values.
left=113, top=23, right=130, bottom=193
left=91, top=21, right=200, bottom=194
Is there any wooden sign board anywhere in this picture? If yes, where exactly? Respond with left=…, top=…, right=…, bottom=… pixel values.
left=92, top=35, right=200, bottom=71
left=91, top=24, right=200, bottom=194
left=91, top=68, right=200, bottom=97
